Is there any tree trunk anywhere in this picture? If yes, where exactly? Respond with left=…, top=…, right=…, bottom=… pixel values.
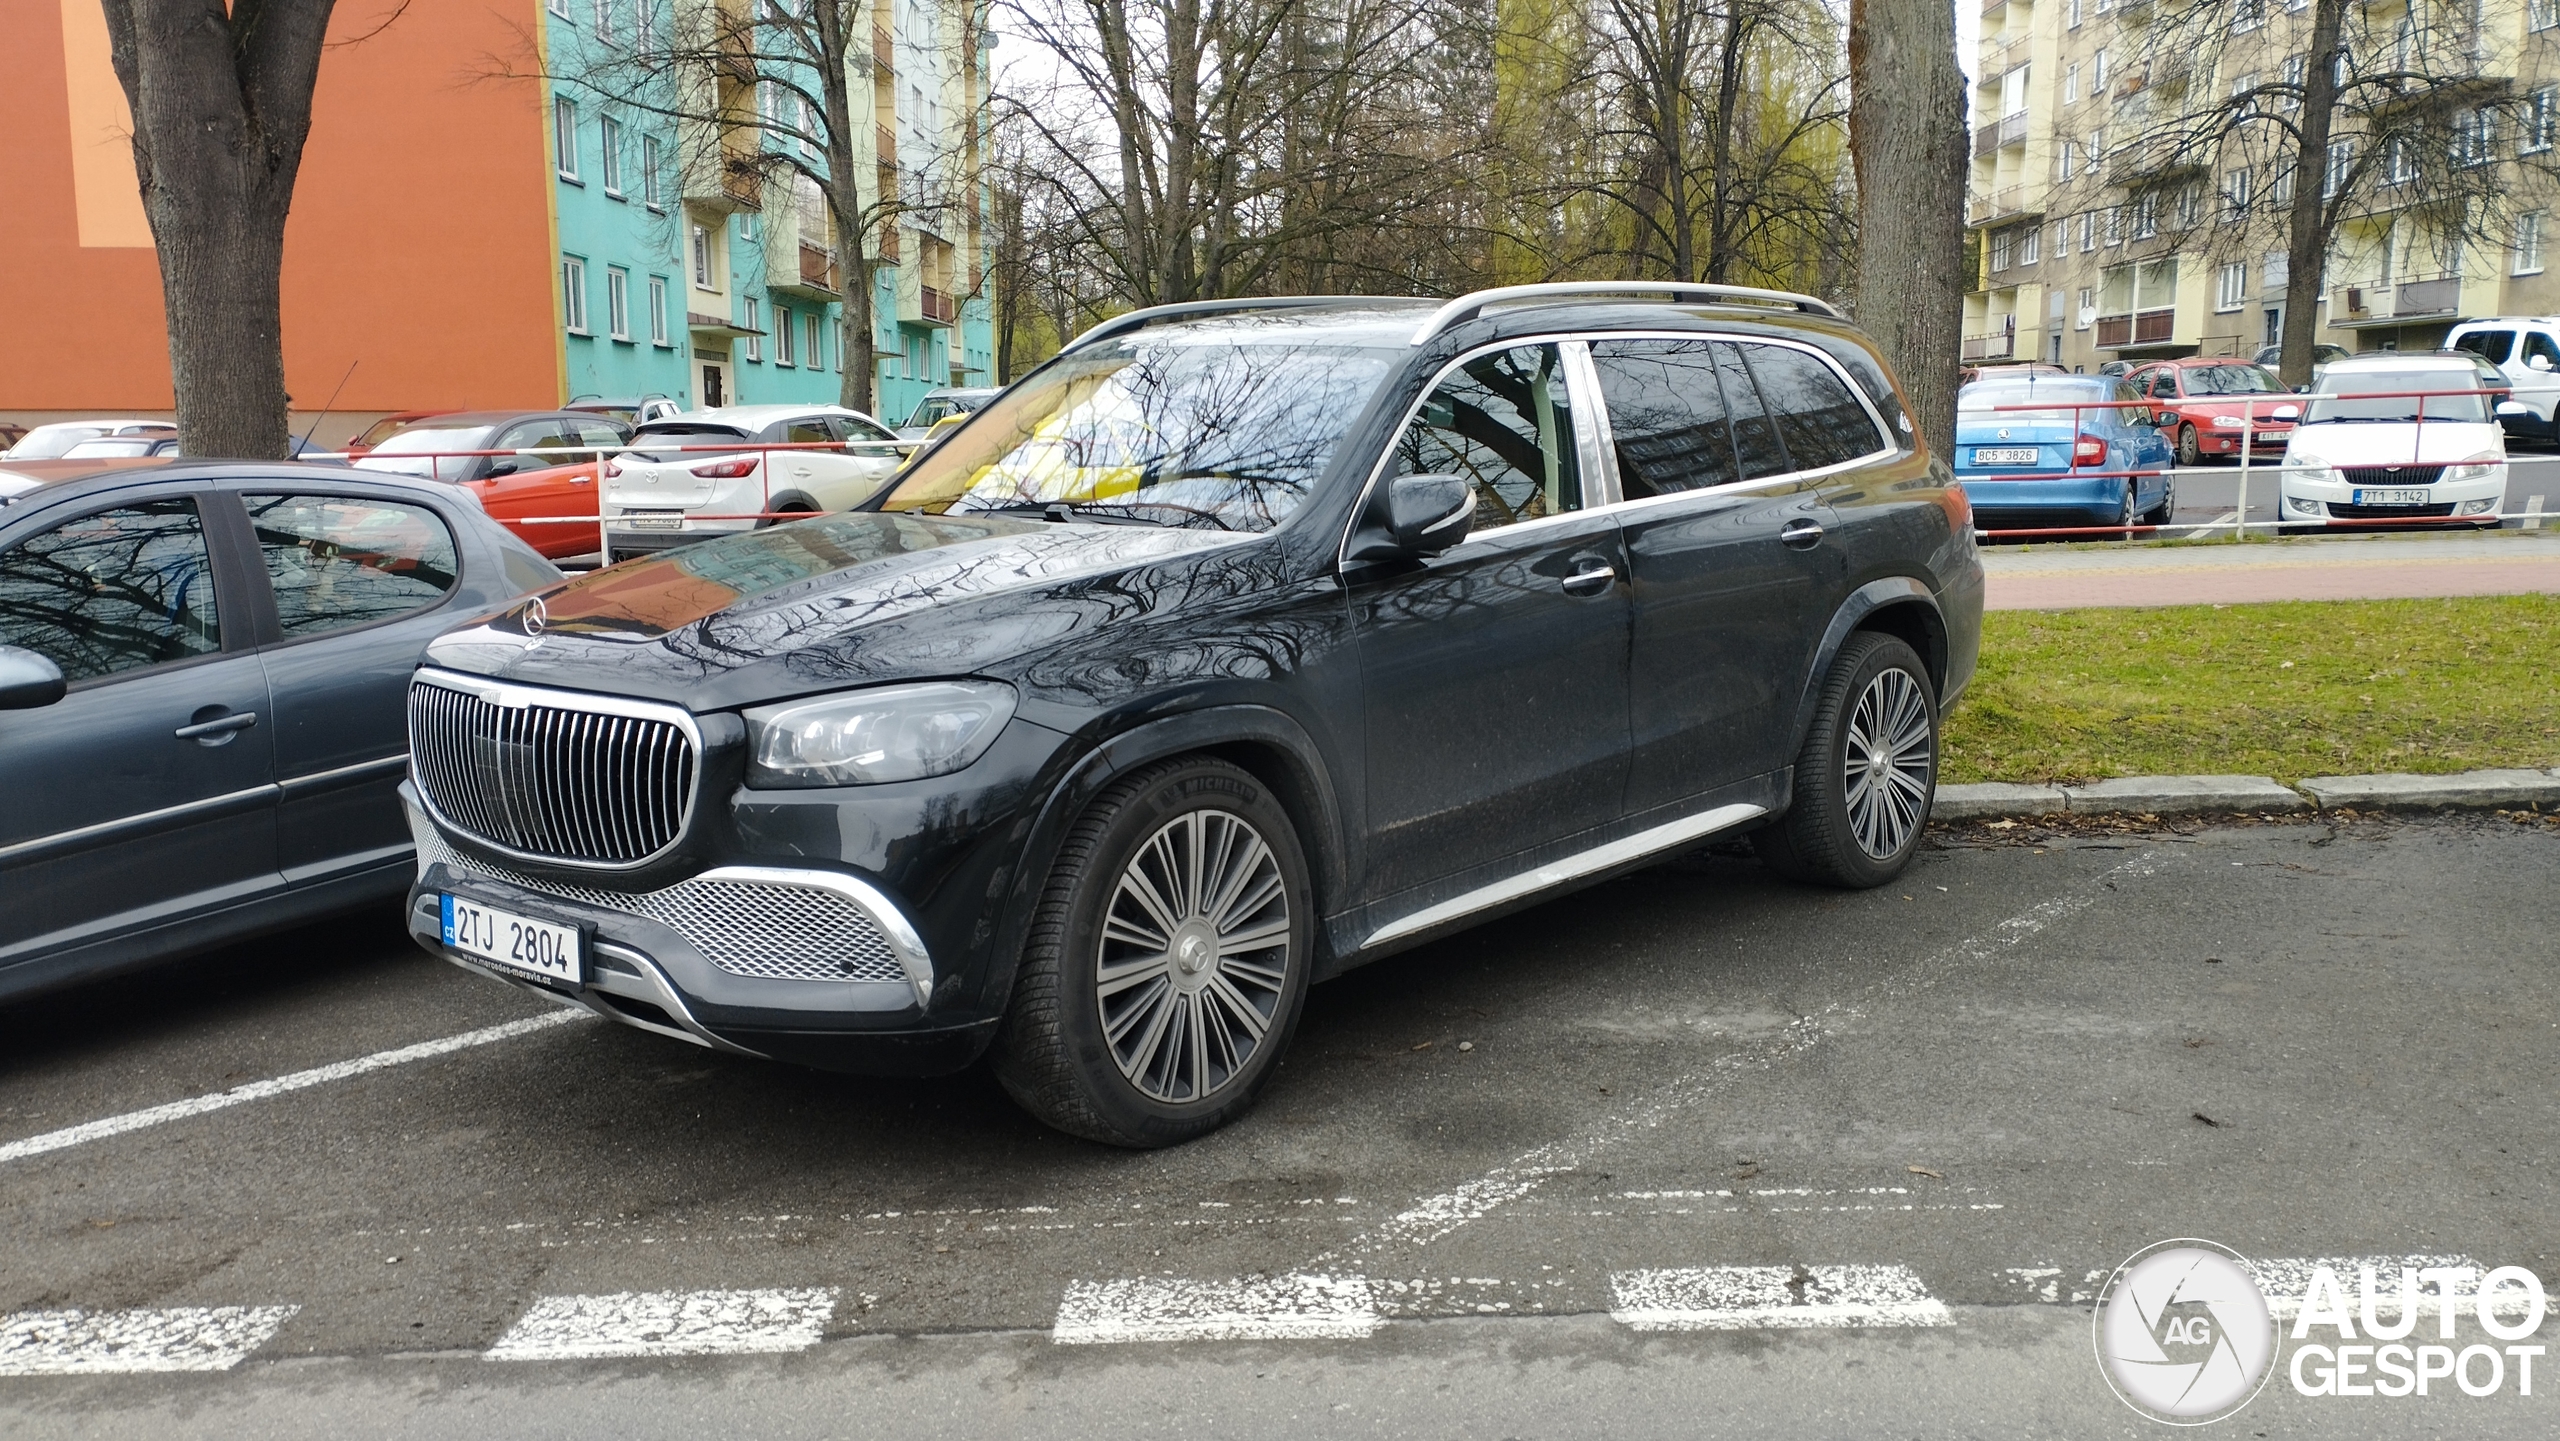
left=2278, top=0, right=2348, bottom=391
left=1703, top=2, right=1747, bottom=284
left=101, top=0, right=337, bottom=460
left=1847, top=0, right=1966, bottom=464
left=843, top=246, right=878, bottom=416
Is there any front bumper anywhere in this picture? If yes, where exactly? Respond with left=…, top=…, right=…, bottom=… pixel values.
left=2274, top=466, right=2507, bottom=523
left=401, top=788, right=996, bottom=1073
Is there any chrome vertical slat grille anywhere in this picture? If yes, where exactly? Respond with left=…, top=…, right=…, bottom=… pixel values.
left=407, top=671, right=699, bottom=866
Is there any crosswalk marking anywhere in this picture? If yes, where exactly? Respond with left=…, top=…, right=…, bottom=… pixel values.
left=1608, top=1265, right=1953, bottom=1332
left=1052, top=1274, right=1380, bottom=1344
left=0, top=1305, right=298, bottom=1375
left=484, top=1288, right=836, bottom=1360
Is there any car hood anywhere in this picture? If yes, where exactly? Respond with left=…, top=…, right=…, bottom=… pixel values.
left=423, top=509, right=1263, bottom=710
left=2284, top=422, right=2502, bottom=466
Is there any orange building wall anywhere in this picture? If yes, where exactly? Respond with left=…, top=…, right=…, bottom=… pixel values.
left=0, top=0, right=564, bottom=415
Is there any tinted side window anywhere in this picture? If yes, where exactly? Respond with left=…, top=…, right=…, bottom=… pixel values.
left=1709, top=344, right=1790, bottom=480
left=1587, top=339, right=1739, bottom=496
left=840, top=416, right=896, bottom=443
left=243, top=494, right=458, bottom=640
left=1395, top=343, right=1583, bottom=529
left=2455, top=330, right=2516, bottom=365
left=2114, top=380, right=2150, bottom=425
left=1738, top=343, right=1886, bottom=471
left=572, top=419, right=628, bottom=450
left=2525, top=332, right=2560, bottom=370
left=496, top=420, right=592, bottom=469
left=0, top=500, right=221, bottom=682
left=785, top=420, right=834, bottom=446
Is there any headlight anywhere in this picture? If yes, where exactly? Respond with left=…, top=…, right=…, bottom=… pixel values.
left=2443, top=452, right=2503, bottom=483
left=745, top=680, right=1018, bottom=787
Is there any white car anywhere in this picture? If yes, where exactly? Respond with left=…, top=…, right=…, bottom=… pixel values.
left=2445, top=316, right=2560, bottom=447
left=2277, top=354, right=2508, bottom=531
left=602, top=404, right=904, bottom=559
left=1, top=419, right=174, bottom=460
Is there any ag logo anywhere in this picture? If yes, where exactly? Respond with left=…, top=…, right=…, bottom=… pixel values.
left=2095, top=1239, right=2278, bottom=1424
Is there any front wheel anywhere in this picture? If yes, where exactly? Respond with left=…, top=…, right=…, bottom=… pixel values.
left=1754, top=632, right=1938, bottom=888
left=2176, top=424, right=2202, bottom=467
left=992, top=757, right=1313, bottom=1147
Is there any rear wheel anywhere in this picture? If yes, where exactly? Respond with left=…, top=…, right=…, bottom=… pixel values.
left=992, top=757, right=1312, bottom=1148
left=2111, top=480, right=2138, bottom=534
left=1755, top=633, right=1938, bottom=888
left=2140, top=476, right=2176, bottom=527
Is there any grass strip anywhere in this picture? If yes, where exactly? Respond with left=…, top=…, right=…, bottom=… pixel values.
left=1942, top=594, right=2560, bottom=785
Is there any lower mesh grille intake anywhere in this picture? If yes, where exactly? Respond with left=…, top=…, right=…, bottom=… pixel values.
left=2329, top=501, right=2456, bottom=519
left=415, top=827, right=909, bottom=986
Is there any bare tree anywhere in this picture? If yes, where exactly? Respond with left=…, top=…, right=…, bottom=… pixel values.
left=101, top=0, right=339, bottom=459
left=1848, top=0, right=1966, bottom=460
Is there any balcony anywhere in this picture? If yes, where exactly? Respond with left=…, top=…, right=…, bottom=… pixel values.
left=1971, top=111, right=2029, bottom=159
left=2105, top=138, right=2208, bottom=186
left=1966, top=183, right=2045, bottom=227
left=2094, top=307, right=2176, bottom=348
left=1962, top=328, right=2019, bottom=362
left=920, top=286, right=958, bottom=326
left=771, top=241, right=840, bottom=302
left=2331, top=276, right=2465, bottom=328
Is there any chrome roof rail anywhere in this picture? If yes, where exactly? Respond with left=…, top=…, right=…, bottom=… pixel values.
left=1406, top=281, right=1843, bottom=346
left=1059, top=296, right=1395, bottom=353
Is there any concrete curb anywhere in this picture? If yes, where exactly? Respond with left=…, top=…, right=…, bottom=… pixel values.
left=1936, top=768, right=2560, bottom=822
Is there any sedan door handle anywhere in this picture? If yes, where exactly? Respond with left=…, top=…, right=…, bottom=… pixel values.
left=174, top=710, right=258, bottom=743
left=1780, top=518, right=1827, bottom=550
left=1559, top=563, right=1616, bottom=596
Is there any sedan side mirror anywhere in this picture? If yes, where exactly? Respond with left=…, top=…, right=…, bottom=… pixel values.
left=1387, top=473, right=1474, bottom=555
left=0, top=645, right=67, bottom=710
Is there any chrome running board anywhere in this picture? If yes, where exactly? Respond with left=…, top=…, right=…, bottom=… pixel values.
left=1361, top=802, right=1767, bottom=950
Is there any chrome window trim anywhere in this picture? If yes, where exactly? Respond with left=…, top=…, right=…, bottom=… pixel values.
left=1338, top=330, right=1896, bottom=571
left=408, top=666, right=705, bottom=872
left=1362, top=800, right=1767, bottom=949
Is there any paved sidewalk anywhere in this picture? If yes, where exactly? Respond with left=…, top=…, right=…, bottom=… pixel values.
left=1979, top=530, right=2560, bottom=609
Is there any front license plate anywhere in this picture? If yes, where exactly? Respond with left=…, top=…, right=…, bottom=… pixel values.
left=621, top=511, right=685, bottom=530
left=1971, top=447, right=2039, bottom=465
left=2352, top=488, right=2433, bottom=505
left=441, top=895, right=582, bottom=984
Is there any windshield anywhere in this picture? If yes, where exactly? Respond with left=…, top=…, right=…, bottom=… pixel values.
left=1959, top=386, right=2098, bottom=421
left=2183, top=365, right=2284, bottom=396
left=628, top=424, right=751, bottom=463
left=11, top=426, right=113, bottom=459
left=63, top=438, right=165, bottom=457
left=353, top=415, right=430, bottom=449
left=2304, top=371, right=2491, bottom=423
left=878, top=339, right=1396, bottom=531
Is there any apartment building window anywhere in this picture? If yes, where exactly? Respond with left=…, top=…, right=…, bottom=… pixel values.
left=743, top=297, right=762, bottom=361
left=2271, top=157, right=2296, bottom=207
left=2174, top=184, right=2201, bottom=229
left=2231, top=0, right=2265, bottom=33
left=2528, top=89, right=2558, bottom=154
left=2080, top=212, right=2097, bottom=252
left=2517, top=213, right=2546, bottom=276
left=2106, top=206, right=2126, bottom=246
left=2085, top=130, right=2104, bottom=176
left=593, top=0, right=616, bottom=42
left=2263, top=252, right=2287, bottom=291
left=805, top=312, right=824, bottom=371
left=775, top=304, right=796, bottom=366
left=797, top=98, right=819, bottom=157
left=2055, top=142, right=2074, bottom=185
left=2076, top=287, right=2094, bottom=329
left=2323, top=140, right=2353, bottom=199
left=692, top=224, right=713, bottom=288
left=2536, top=0, right=2560, bottom=33
left=606, top=267, right=630, bottom=340
left=648, top=276, right=670, bottom=345
left=562, top=256, right=588, bottom=334
left=2455, top=109, right=2496, bottom=168
left=554, top=98, right=579, bottom=180
left=2065, top=63, right=2079, bottom=105
left=2383, top=137, right=2416, bottom=187
left=2130, top=192, right=2159, bottom=240
left=2215, top=263, right=2247, bottom=312
left=637, top=0, right=657, bottom=39
left=2069, top=0, right=2082, bottom=26
left=2280, top=56, right=2304, bottom=112
left=641, top=135, right=663, bottom=209
left=1991, top=228, right=2013, bottom=272
left=2093, top=49, right=2107, bottom=92
left=599, top=115, right=624, bottom=196
left=548, top=0, right=571, bottom=18
left=2021, top=224, right=2041, bottom=266
left=2222, top=167, right=2251, bottom=219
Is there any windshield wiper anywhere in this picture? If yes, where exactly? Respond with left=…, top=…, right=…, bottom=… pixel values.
left=952, top=501, right=1173, bottom=527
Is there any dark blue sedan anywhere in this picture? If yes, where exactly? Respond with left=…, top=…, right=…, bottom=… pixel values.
left=1955, top=374, right=2176, bottom=532
left=0, top=460, right=559, bottom=1001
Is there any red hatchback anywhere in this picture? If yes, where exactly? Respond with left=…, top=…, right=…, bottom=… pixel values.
left=2125, top=359, right=2300, bottom=466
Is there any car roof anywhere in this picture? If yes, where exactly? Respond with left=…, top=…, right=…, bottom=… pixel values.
left=676, top=404, right=859, bottom=423
left=2322, top=352, right=2477, bottom=371
left=0, top=457, right=464, bottom=510
left=387, top=410, right=598, bottom=428
left=2145, top=357, right=2269, bottom=367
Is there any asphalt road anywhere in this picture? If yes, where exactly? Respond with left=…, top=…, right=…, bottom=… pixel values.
left=2, top=814, right=2555, bottom=1437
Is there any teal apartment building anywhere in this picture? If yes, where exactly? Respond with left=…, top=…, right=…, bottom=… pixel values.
left=542, top=0, right=994, bottom=426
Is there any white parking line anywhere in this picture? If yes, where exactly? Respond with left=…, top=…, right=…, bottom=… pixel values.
left=1052, top=1275, right=1380, bottom=1344
left=1608, top=1265, right=1953, bottom=1332
left=0, top=1305, right=298, bottom=1374
left=484, top=1288, right=837, bottom=1360
left=2526, top=494, right=2545, bottom=530
left=0, top=1009, right=586, bottom=1166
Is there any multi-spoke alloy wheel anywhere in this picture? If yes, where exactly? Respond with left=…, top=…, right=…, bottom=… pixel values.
left=993, top=757, right=1311, bottom=1147
left=1753, top=631, right=1938, bottom=888
left=1841, top=668, right=1934, bottom=861
left=1095, top=809, right=1291, bottom=1104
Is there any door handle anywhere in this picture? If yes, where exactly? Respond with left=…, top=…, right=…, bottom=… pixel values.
left=175, top=710, right=258, bottom=744
left=1559, top=563, right=1616, bottom=596
left=1780, top=518, right=1827, bottom=550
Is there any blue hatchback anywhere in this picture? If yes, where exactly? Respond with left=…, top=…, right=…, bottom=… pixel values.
left=1955, top=374, right=2175, bottom=532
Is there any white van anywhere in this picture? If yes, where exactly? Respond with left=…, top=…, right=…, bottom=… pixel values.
left=2445, top=317, right=2560, bottom=445
left=2277, top=354, right=2507, bottom=530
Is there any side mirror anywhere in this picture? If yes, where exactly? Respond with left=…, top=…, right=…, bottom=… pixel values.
left=482, top=457, right=523, bottom=479
left=2532, top=354, right=2554, bottom=372
left=1386, top=473, right=1474, bottom=555
left=0, top=646, right=67, bottom=710
left=2497, top=400, right=2531, bottom=417
left=2272, top=404, right=2301, bottom=420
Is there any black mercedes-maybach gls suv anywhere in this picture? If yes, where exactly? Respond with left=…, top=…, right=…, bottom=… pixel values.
left=401, top=283, right=1983, bottom=1146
